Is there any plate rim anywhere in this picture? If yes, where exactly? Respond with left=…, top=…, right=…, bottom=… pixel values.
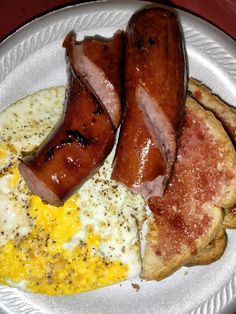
left=0, top=1, right=236, bottom=314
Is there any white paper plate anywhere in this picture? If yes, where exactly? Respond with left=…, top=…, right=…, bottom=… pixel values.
left=0, top=1, right=236, bottom=313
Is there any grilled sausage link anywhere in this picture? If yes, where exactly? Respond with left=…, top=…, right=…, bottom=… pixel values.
left=64, top=31, right=124, bottom=129
left=112, top=8, right=187, bottom=198
left=19, top=66, right=114, bottom=206
left=19, top=31, right=125, bottom=206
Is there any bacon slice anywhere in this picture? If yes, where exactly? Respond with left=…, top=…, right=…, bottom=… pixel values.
left=112, top=8, right=186, bottom=198
left=142, top=96, right=236, bottom=280
left=63, top=31, right=124, bottom=129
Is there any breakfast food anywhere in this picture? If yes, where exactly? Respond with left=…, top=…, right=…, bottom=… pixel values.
left=0, top=87, right=146, bottom=294
left=187, top=226, right=227, bottom=266
left=1, top=2, right=236, bottom=298
left=189, top=78, right=236, bottom=144
left=19, top=68, right=114, bottom=206
left=19, top=31, right=124, bottom=207
left=64, top=31, right=124, bottom=129
left=189, top=78, right=236, bottom=228
left=112, top=8, right=186, bottom=199
left=142, top=96, right=236, bottom=280
left=2, top=83, right=235, bottom=293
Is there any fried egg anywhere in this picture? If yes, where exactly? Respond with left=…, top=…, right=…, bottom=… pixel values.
left=0, top=87, right=146, bottom=295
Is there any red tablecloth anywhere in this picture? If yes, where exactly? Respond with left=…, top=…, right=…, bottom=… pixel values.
left=0, top=0, right=236, bottom=41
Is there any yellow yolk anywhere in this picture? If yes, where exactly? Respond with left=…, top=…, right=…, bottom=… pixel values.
left=29, top=195, right=81, bottom=244
left=0, top=87, right=144, bottom=295
left=0, top=142, right=17, bottom=168
left=0, top=144, right=6, bottom=159
left=0, top=194, right=128, bottom=295
left=9, top=166, right=20, bottom=189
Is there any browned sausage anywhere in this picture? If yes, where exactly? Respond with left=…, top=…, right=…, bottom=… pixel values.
left=112, top=8, right=187, bottom=198
left=18, top=66, right=114, bottom=206
left=18, top=30, right=125, bottom=206
left=64, top=31, right=124, bottom=129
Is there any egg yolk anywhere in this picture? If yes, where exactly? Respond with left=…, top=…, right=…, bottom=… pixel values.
left=0, top=142, right=17, bottom=164
left=0, top=193, right=128, bottom=295
left=9, top=167, right=20, bottom=189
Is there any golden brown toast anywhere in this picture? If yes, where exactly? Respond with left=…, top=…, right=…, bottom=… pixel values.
left=188, top=78, right=236, bottom=142
left=188, top=78, right=236, bottom=229
left=187, top=226, right=227, bottom=266
left=141, top=96, right=236, bottom=280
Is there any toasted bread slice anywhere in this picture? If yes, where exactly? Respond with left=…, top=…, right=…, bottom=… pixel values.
left=189, top=78, right=236, bottom=228
left=187, top=226, right=227, bottom=266
left=188, top=78, right=236, bottom=142
left=141, top=97, right=236, bottom=280
left=223, top=210, right=236, bottom=229
left=142, top=207, right=223, bottom=280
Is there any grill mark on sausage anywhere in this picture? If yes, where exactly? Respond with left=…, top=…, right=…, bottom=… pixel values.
left=66, top=130, right=91, bottom=145
left=148, top=38, right=156, bottom=45
left=93, top=105, right=103, bottom=116
left=45, top=130, right=91, bottom=161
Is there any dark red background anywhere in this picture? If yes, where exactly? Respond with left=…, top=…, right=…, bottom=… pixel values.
left=0, top=0, right=236, bottom=41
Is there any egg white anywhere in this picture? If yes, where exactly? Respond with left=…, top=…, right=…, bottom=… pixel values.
left=0, top=87, right=65, bottom=248
left=0, top=87, right=146, bottom=294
